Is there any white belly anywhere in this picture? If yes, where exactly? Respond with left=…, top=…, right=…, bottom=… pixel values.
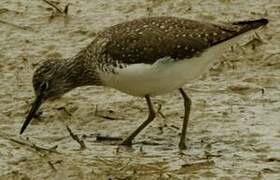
left=98, top=48, right=222, bottom=97
left=99, top=61, right=200, bottom=96
left=98, top=32, right=250, bottom=97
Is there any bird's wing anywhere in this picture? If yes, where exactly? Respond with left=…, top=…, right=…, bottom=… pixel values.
left=94, top=17, right=267, bottom=65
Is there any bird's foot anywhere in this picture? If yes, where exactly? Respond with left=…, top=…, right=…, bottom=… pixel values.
left=179, top=141, right=187, bottom=150
left=120, top=138, right=133, bottom=146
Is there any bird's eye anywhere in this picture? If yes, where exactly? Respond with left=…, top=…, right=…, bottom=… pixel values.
left=40, top=81, right=49, bottom=91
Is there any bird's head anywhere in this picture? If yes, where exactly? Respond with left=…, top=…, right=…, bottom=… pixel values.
left=20, top=59, right=76, bottom=134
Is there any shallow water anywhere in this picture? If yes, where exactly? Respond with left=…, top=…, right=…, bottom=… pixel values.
left=0, top=0, right=279, bottom=179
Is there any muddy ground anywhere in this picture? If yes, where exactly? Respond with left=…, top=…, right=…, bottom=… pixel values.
left=0, top=0, right=279, bottom=179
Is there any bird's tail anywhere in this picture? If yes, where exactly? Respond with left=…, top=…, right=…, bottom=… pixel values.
left=232, top=18, right=269, bottom=32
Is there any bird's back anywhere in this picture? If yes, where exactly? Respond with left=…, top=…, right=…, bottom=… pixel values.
left=90, top=16, right=267, bottom=65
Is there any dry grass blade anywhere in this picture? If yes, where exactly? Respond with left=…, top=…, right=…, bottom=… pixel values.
left=94, top=105, right=122, bottom=120
left=181, top=159, right=215, bottom=168
left=0, top=134, right=60, bottom=154
left=42, top=0, right=63, bottom=13
left=97, top=115, right=118, bottom=120
left=156, top=104, right=166, bottom=119
left=66, top=125, right=86, bottom=150
left=135, top=141, right=162, bottom=145
left=96, top=135, right=123, bottom=141
left=0, top=19, right=33, bottom=31
left=48, top=161, right=57, bottom=171
left=56, top=107, right=72, bottom=116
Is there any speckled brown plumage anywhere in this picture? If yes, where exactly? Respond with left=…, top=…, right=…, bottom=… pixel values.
left=85, top=16, right=267, bottom=65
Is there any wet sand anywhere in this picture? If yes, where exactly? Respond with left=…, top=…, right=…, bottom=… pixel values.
left=0, top=0, right=279, bottom=179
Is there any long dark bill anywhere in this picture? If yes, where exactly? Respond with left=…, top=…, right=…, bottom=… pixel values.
left=20, top=95, right=43, bottom=134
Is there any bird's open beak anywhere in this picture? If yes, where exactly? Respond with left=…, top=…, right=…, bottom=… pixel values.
left=20, top=95, right=43, bottom=134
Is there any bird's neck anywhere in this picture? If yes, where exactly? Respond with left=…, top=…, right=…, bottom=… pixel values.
left=62, top=50, right=102, bottom=89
